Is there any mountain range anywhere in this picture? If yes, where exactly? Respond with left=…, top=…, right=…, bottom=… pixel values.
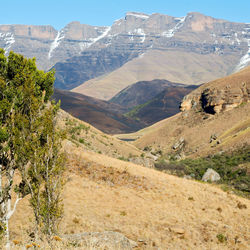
left=1, top=12, right=249, bottom=100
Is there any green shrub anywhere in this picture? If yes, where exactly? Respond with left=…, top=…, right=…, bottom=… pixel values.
left=216, top=233, right=227, bottom=243
left=155, top=146, right=250, bottom=197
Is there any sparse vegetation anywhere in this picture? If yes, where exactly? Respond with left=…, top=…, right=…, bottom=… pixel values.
left=125, top=99, right=154, bottom=120
left=118, top=156, right=129, bottom=162
left=155, top=146, right=250, bottom=197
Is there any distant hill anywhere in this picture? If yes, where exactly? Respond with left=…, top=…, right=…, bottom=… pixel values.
left=110, top=79, right=186, bottom=109
left=125, top=85, right=197, bottom=125
left=54, top=80, right=197, bottom=132
left=53, top=89, right=145, bottom=134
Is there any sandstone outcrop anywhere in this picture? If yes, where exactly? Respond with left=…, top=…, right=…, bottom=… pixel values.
left=180, top=67, right=250, bottom=114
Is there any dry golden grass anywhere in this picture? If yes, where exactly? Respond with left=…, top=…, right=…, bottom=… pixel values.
left=57, top=109, right=143, bottom=159
left=116, top=93, right=250, bottom=158
left=9, top=141, right=250, bottom=249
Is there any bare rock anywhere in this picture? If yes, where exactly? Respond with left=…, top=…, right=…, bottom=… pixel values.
left=202, top=168, right=221, bottom=182
left=172, top=137, right=185, bottom=150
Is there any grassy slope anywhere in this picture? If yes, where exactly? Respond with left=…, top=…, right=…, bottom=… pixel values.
left=11, top=142, right=250, bottom=249
left=57, top=109, right=143, bottom=159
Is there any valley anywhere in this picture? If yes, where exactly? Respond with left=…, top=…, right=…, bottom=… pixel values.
left=0, top=8, right=250, bottom=250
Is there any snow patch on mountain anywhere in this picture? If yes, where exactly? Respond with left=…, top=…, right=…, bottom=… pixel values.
left=114, top=19, right=123, bottom=25
left=134, top=28, right=146, bottom=42
left=79, top=42, right=91, bottom=52
left=0, top=32, right=15, bottom=54
left=126, top=12, right=149, bottom=19
left=234, top=33, right=241, bottom=45
left=48, top=30, right=65, bottom=59
left=234, top=39, right=250, bottom=72
left=162, top=16, right=186, bottom=38
left=89, top=26, right=111, bottom=46
left=128, top=31, right=134, bottom=41
left=138, top=52, right=146, bottom=58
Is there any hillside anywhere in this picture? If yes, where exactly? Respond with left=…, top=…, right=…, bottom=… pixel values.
left=109, top=79, right=187, bottom=109
left=55, top=109, right=144, bottom=160
left=5, top=82, right=250, bottom=249
left=53, top=89, right=145, bottom=134
left=117, top=66, right=250, bottom=158
left=10, top=139, right=250, bottom=249
left=53, top=83, right=197, bottom=132
left=125, top=85, right=197, bottom=125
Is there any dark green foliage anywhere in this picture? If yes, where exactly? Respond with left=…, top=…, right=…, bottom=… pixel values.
left=216, top=233, right=227, bottom=243
left=0, top=49, right=64, bottom=243
left=155, top=146, right=250, bottom=197
left=118, top=156, right=129, bottom=162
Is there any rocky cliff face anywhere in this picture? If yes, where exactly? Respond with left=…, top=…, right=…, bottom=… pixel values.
left=54, top=12, right=250, bottom=92
left=0, top=22, right=108, bottom=70
left=180, top=66, right=250, bottom=114
left=0, top=24, right=57, bottom=69
left=0, top=12, right=249, bottom=92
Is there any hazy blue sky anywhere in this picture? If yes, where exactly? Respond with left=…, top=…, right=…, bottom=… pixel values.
left=1, top=0, right=249, bottom=29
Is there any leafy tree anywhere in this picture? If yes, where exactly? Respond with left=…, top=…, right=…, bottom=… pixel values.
left=0, top=49, right=64, bottom=248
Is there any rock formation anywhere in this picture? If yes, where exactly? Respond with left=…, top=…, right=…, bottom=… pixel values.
left=180, top=66, right=250, bottom=114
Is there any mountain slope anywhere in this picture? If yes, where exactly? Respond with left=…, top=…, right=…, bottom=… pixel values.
left=0, top=22, right=109, bottom=70
left=69, top=12, right=250, bottom=99
left=117, top=66, right=250, bottom=157
left=109, top=79, right=186, bottom=109
left=53, top=89, right=144, bottom=134
left=11, top=138, right=250, bottom=249
left=125, top=85, right=197, bottom=125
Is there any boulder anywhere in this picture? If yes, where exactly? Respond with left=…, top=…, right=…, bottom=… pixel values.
left=172, top=137, right=185, bottom=150
left=202, top=168, right=221, bottom=182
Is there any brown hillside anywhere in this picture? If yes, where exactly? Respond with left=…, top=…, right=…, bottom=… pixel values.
left=126, top=85, right=197, bottom=126
left=53, top=89, right=145, bottom=134
left=11, top=141, right=250, bottom=249
left=117, top=67, right=250, bottom=158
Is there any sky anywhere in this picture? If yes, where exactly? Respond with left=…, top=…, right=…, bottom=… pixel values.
left=1, top=0, right=250, bottom=30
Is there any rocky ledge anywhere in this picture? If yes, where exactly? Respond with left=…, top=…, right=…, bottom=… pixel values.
left=180, top=67, right=250, bottom=114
